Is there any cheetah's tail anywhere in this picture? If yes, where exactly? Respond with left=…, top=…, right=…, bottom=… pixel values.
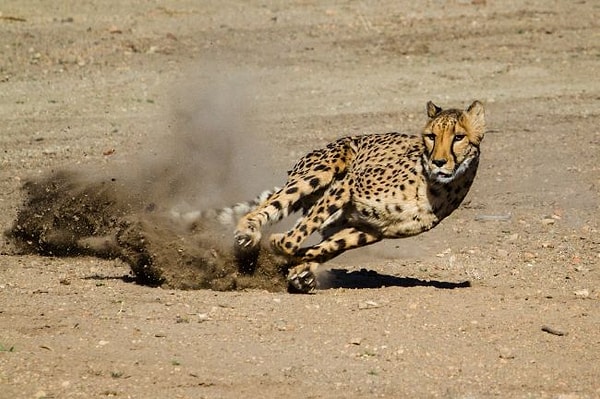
left=168, top=188, right=277, bottom=227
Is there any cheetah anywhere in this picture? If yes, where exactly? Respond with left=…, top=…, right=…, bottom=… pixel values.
left=235, top=101, right=485, bottom=293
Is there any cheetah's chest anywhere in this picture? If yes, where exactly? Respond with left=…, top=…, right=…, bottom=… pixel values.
left=343, top=134, right=477, bottom=237
left=345, top=137, right=438, bottom=235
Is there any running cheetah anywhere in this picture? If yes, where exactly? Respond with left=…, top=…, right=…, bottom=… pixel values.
left=235, top=101, right=485, bottom=293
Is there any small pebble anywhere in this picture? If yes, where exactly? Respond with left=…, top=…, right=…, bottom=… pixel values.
left=358, top=300, right=380, bottom=309
left=475, top=214, right=511, bottom=221
left=498, top=347, right=515, bottom=359
left=573, top=289, right=589, bottom=298
left=541, top=325, right=567, bottom=336
left=198, top=313, right=211, bottom=322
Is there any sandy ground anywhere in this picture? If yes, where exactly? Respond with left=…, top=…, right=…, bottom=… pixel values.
left=1, top=1, right=599, bottom=398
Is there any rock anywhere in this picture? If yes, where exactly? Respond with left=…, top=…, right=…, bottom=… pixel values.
left=358, top=300, right=381, bottom=309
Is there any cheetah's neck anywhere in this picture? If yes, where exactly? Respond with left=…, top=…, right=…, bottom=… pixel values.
left=426, top=156, right=479, bottom=221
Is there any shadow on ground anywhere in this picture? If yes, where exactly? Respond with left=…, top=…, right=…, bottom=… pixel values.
left=318, top=268, right=471, bottom=290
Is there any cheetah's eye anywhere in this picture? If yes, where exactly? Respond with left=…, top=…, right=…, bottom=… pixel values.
left=453, top=134, right=466, bottom=142
left=424, top=133, right=436, bottom=141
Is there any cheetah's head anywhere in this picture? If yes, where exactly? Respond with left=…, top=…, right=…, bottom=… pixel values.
left=422, top=100, right=485, bottom=184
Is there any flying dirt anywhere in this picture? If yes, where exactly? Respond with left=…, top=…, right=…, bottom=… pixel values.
left=5, top=74, right=288, bottom=291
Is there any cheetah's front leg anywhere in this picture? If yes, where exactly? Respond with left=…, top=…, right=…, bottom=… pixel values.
left=300, top=226, right=382, bottom=263
left=287, top=262, right=319, bottom=294
left=285, top=227, right=382, bottom=294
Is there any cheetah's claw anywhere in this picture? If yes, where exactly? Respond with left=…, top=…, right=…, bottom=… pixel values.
left=287, top=269, right=317, bottom=294
left=234, top=233, right=252, bottom=248
left=234, top=228, right=261, bottom=249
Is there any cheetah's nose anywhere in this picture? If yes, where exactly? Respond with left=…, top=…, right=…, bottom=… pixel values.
left=432, top=159, right=447, bottom=167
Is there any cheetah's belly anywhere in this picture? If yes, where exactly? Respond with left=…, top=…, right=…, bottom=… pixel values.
left=350, top=196, right=439, bottom=238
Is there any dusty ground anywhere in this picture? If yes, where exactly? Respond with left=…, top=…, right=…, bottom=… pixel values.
left=1, top=0, right=599, bottom=398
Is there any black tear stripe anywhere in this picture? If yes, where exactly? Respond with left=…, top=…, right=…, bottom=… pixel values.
left=450, top=142, right=459, bottom=165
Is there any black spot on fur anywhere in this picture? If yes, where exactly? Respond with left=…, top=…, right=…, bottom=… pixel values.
left=357, top=233, right=368, bottom=246
left=335, top=239, right=347, bottom=250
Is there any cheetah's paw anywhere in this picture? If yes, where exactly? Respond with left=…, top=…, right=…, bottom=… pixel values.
left=234, top=224, right=262, bottom=249
left=287, top=263, right=319, bottom=294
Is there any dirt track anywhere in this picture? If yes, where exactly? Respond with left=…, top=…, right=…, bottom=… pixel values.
left=1, top=1, right=599, bottom=398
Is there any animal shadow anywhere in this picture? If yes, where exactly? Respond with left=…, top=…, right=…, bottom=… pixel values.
left=83, top=274, right=138, bottom=283
left=317, top=268, right=471, bottom=290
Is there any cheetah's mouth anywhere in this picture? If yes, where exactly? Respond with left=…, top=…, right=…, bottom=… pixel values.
left=432, top=170, right=454, bottom=183
left=434, top=170, right=453, bottom=178
left=440, top=170, right=455, bottom=178
left=423, top=155, right=465, bottom=183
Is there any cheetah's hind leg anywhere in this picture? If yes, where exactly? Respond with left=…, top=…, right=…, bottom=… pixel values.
left=270, top=178, right=351, bottom=257
left=235, top=137, right=355, bottom=251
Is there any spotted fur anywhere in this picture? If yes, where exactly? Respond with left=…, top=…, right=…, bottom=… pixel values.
left=235, top=101, right=485, bottom=292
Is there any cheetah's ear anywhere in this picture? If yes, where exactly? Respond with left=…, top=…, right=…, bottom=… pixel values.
left=426, top=101, right=442, bottom=118
left=462, top=100, right=486, bottom=141
left=466, top=100, right=484, bottom=120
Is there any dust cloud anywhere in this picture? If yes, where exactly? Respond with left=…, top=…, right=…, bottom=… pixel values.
left=6, top=69, right=287, bottom=291
left=138, top=70, right=278, bottom=213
